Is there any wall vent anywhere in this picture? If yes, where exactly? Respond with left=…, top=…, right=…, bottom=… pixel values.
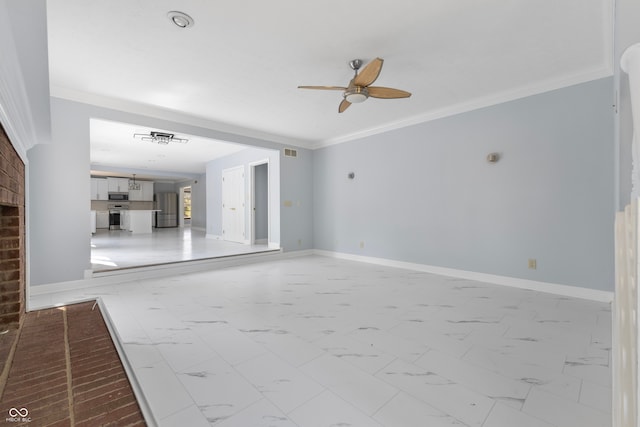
left=284, top=148, right=298, bottom=158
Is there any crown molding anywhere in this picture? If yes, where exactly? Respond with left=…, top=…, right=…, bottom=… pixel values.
left=0, top=4, right=40, bottom=162
left=312, top=66, right=614, bottom=150
left=0, top=80, right=32, bottom=163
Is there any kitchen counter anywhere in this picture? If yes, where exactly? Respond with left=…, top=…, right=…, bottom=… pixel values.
left=90, top=210, right=96, bottom=234
left=122, top=210, right=160, bottom=234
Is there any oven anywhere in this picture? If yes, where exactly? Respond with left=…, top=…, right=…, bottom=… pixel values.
left=108, top=204, right=128, bottom=230
left=108, top=210, right=121, bottom=230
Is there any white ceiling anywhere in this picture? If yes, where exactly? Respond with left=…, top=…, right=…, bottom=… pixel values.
left=89, top=119, right=247, bottom=181
left=46, top=0, right=613, bottom=176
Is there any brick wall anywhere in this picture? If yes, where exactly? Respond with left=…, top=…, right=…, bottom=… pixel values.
left=0, top=123, right=25, bottom=330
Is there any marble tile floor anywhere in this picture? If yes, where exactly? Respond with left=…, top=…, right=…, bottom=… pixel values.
left=30, top=255, right=612, bottom=427
left=91, top=226, right=275, bottom=272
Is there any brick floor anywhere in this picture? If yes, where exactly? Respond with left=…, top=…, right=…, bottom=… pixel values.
left=0, top=301, right=146, bottom=426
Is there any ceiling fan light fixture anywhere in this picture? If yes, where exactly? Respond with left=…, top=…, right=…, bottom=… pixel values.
left=344, top=87, right=369, bottom=103
left=299, top=58, right=410, bottom=112
left=167, top=11, right=194, bottom=29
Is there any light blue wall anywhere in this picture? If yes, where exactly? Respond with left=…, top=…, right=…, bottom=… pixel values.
left=28, top=100, right=91, bottom=285
left=281, top=148, right=314, bottom=251
left=153, top=182, right=177, bottom=193
left=255, top=164, right=269, bottom=240
left=313, top=78, right=615, bottom=291
left=205, top=147, right=281, bottom=245
left=205, top=145, right=314, bottom=250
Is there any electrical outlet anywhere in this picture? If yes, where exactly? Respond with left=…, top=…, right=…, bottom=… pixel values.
left=298, top=239, right=302, bottom=246
left=528, top=259, right=537, bottom=270
left=360, top=241, right=365, bottom=249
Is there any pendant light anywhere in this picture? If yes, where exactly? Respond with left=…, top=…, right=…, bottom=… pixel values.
left=129, top=174, right=140, bottom=191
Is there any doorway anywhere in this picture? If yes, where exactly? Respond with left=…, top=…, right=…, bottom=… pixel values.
left=179, top=186, right=192, bottom=227
left=221, top=166, right=245, bottom=243
left=250, top=161, right=269, bottom=245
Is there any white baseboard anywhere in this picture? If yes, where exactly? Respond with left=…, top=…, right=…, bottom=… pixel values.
left=268, top=241, right=281, bottom=250
left=206, top=234, right=223, bottom=240
left=30, top=249, right=283, bottom=297
left=313, top=250, right=614, bottom=303
left=282, top=248, right=315, bottom=257
left=31, top=248, right=613, bottom=304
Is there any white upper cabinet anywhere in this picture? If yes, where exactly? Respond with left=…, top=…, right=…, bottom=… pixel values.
left=128, top=181, right=142, bottom=200
left=128, top=180, right=154, bottom=201
left=90, top=178, right=108, bottom=200
left=107, top=177, right=129, bottom=193
left=142, top=181, right=154, bottom=201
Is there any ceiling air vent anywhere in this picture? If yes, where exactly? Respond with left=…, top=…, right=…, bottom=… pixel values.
left=284, top=148, right=298, bottom=158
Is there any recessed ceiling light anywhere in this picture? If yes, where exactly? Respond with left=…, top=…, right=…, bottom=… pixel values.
left=167, top=11, right=194, bottom=29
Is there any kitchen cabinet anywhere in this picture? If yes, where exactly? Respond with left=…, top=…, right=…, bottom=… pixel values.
left=90, top=178, right=108, bottom=200
left=96, top=211, right=109, bottom=229
left=128, top=180, right=154, bottom=201
left=128, top=184, right=142, bottom=201
left=107, top=177, right=129, bottom=193
left=121, top=210, right=155, bottom=234
left=90, top=211, right=96, bottom=234
left=142, top=181, right=154, bottom=201
left=121, top=210, right=129, bottom=230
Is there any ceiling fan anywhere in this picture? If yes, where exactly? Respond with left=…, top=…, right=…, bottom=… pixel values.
left=298, top=58, right=411, bottom=113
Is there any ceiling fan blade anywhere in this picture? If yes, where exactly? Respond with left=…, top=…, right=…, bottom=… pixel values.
left=354, top=58, right=384, bottom=87
left=368, top=86, right=412, bottom=99
left=338, top=99, right=351, bottom=113
left=298, top=85, right=347, bottom=91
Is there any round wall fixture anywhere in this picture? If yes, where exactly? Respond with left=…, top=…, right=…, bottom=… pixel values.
left=486, top=153, right=500, bottom=163
left=167, top=11, right=194, bottom=28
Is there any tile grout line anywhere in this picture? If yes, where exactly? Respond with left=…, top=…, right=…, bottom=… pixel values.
left=370, top=389, right=401, bottom=420
left=62, top=307, right=75, bottom=426
left=479, top=399, right=497, bottom=427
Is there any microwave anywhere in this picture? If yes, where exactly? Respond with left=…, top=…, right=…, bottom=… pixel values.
left=108, top=193, right=128, bottom=201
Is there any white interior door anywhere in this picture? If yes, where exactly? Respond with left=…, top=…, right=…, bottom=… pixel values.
left=251, top=162, right=269, bottom=244
left=222, top=166, right=245, bottom=243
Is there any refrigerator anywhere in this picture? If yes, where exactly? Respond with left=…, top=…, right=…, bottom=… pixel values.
left=155, top=192, right=178, bottom=228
